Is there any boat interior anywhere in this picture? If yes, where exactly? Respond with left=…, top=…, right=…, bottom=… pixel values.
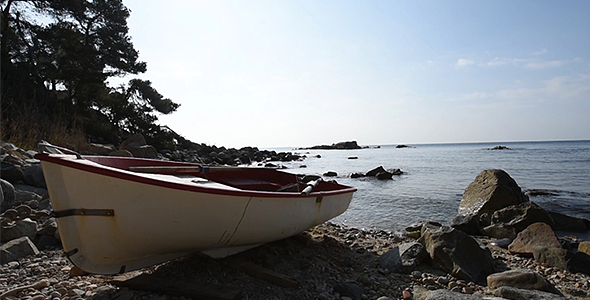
left=82, top=156, right=342, bottom=193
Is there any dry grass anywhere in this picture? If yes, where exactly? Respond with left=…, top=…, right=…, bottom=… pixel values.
left=1, top=106, right=88, bottom=151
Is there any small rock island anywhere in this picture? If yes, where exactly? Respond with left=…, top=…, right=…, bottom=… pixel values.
left=299, top=141, right=367, bottom=150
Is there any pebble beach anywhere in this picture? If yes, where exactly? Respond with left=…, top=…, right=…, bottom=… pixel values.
left=2, top=223, right=590, bottom=300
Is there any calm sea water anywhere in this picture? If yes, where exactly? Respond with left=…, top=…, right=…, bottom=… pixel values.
left=271, top=140, right=590, bottom=238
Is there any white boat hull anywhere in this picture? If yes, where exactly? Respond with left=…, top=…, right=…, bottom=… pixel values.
left=39, top=156, right=354, bottom=274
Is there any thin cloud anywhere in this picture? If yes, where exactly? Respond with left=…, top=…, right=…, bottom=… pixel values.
left=495, top=87, right=540, bottom=100
left=531, top=49, right=548, bottom=56
left=525, top=60, right=565, bottom=69
left=485, top=57, right=506, bottom=67
left=542, top=75, right=590, bottom=97
left=456, top=58, right=474, bottom=67
left=519, top=57, right=582, bottom=69
left=448, top=91, right=490, bottom=102
left=454, top=75, right=590, bottom=103
left=512, top=58, right=530, bottom=64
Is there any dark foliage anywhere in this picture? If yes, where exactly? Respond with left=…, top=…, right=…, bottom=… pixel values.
left=1, top=0, right=182, bottom=149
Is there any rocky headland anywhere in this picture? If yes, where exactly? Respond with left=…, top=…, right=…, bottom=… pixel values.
left=298, top=141, right=368, bottom=150
left=83, top=133, right=305, bottom=166
left=2, top=139, right=590, bottom=300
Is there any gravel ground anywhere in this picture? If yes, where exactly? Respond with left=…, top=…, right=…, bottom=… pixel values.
left=1, top=223, right=589, bottom=300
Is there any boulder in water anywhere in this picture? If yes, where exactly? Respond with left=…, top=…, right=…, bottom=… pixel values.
left=366, top=166, right=387, bottom=177
left=482, top=201, right=555, bottom=239
left=323, top=171, right=337, bottom=177
left=458, top=169, right=528, bottom=217
left=546, top=210, right=590, bottom=232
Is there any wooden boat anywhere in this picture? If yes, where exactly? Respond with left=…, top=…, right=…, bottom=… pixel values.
left=35, top=144, right=356, bottom=274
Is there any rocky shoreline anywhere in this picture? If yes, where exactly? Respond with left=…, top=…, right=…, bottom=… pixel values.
left=86, top=133, right=305, bottom=166
left=2, top=139, right=590, bottom=300
left=2, top=222, right=590, bottom=300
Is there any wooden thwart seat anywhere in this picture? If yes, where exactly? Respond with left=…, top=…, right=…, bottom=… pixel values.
left=129, top=166, right=204, bottom=174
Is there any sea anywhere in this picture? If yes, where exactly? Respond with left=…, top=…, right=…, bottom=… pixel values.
left=270, top=140, right=590, bottom=239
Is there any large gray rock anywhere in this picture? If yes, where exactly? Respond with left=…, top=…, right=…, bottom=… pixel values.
left=493, top=286, right=566, bottom=300
left=451, top=213, right=483, bottom=236
left=363, top=166, right=401, bottom=180
left=481, top=224, right=517, bottom=240
left=109, top=149, right=133, bottom=157
left=533, top=246, right=568, bottom=270
left=1, top=218, right=38, bottom=242
left=1, top=178, right=16, bottom=213
left=0, top=141, right=18, bottom=151
left=419, top=225, right=495, bottom=285
left=34, top=234, right=62, bottom=251
left=4, top=146, right=34, bottom=159
left=37, top=218, right=58, bottom=236
left=86, top=143, right=117, bottom=155
left=491, top=202, right=554, bottom=228
left=131, top=145, right=158, bottom=159
left=333, top=281, right=363, bottom=300
left=567, top=251, right=590, bottom=276
left=375, top=171, right=394, bottom=180
left=120, top=134, right=158, bottom=158
left=23, top=164, right=46, bottom=188
left=24, top=149, right=38, bottom=158
left=120, top=133, right=147, bottom=148
left=2, top=152, right=27, bottom=166
left=0, top=236, right=39, bottom=264
left=13, top=184, right=48, bottom=197
left=482, top=202, right=554, bottom=239
left=366, top=166, right=387, bottom=177
left=379, top=247, right=403, bottom=273
left=424, top=289, right=485, bottom=300
left=379, top=241, right=428, bottom=273
left=508, top=223, right=561, bottom=256
left=398, top=241, right=429, bottom=269
left=459, top=170, right=527, bottom=217
left=579, top=241, right=590, bottom=255
left=38, top=198, right=53, bottom=211
left=487, top=269, right=563, bottom=296
left=15, top=189, right=42, bottom=205
left=1, top=161, right=24, bottom=183
left=546, top=210, right=590, bottom=232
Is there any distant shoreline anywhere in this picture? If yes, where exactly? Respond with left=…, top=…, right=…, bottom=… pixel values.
left=266, top=139, right=590, bottom=151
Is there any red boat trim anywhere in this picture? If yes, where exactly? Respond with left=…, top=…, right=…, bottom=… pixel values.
left=35, top=154, right=357, bottom=198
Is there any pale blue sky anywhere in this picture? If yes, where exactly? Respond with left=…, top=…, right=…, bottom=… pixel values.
left=119, top=0, right=590, bottom=148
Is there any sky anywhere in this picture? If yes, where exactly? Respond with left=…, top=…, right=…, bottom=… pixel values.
left=117, top=0, right=590, bottom=148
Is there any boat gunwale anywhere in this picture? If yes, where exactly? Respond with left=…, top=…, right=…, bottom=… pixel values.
left=35, top=154, right=357, bottom=198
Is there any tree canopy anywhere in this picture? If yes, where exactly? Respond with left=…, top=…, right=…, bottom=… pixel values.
left=1, top=0, right=184, bottom=149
